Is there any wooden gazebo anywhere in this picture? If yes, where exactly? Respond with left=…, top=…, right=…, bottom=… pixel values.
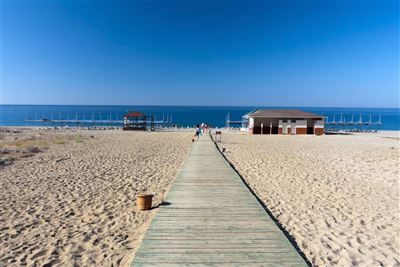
left=123, top=112, right=154, bottom=131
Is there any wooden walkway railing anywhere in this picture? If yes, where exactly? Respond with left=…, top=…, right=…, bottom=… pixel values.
left=131, top=134, right=308, bottom=267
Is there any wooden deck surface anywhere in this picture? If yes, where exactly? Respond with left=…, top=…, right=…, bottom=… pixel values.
left=131, top=134, right=308, bottom=267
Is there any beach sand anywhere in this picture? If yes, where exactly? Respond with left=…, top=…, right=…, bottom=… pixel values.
left=2, top=128, right=399, bottom=267
left=218, top=131, right=400, bottom=266
left=0, top=128, right=192, bottom=267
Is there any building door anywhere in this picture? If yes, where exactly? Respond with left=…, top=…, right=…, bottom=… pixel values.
left=282, top=124, right=287, bottom=134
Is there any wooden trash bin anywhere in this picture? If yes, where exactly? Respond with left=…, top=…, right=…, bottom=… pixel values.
left=136, top=194, right=154, bottom=211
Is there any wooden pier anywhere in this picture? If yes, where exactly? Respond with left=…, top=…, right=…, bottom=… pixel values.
left=24, top=112, right=173, bottom=126
left=324, top=113, right=382, bottom=131
left=131, top=135, right=308, bottom=267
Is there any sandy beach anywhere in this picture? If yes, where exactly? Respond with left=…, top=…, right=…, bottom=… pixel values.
left=1, top=128, right=399, bottom=267
left=218, top=131, right=400, bottom=266
left=0, top=128, right=192, bottom=266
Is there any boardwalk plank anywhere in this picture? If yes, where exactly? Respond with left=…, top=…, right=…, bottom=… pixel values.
left=131, top=135, right=307, bottom=267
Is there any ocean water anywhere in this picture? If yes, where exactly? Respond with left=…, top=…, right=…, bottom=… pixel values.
left=1, top=105, right=399, bottom=130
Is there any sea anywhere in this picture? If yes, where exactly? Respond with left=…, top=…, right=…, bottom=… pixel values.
left=1, top=105, right=399, bottom=130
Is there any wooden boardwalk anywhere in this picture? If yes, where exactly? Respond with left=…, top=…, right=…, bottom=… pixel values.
left=131, top=135, right=308, bottom=267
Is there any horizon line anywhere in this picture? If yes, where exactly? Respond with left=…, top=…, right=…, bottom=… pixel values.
left=1, top=104, right=400, bottom=109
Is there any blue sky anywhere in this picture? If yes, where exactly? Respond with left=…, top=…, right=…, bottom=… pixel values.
left=2, top=1, right=399, bottom=107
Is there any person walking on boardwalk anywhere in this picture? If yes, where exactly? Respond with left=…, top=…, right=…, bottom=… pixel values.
left=199, top=123, right=203, bottom=136
left=194, top=125, right=201, bottom=141
left=202, top=123, right=208, bottom=134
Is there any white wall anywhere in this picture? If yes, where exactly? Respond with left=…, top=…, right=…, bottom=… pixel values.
left=314, top=120, right=324, bottom=128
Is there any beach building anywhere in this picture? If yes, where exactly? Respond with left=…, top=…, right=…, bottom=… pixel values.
left=242, top=109, right=324, bottom=135
left=123, top=112, right=154, bottom=131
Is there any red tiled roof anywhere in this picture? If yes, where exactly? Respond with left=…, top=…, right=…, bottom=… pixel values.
left=246, top=109, right=323, bottom=119
left=123, top=112, right=145, bottom=117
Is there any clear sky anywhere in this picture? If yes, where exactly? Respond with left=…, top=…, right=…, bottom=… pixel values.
left=2, top=1, right=399, bottom=107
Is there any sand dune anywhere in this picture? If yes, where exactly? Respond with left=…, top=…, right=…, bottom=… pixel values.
left=0, top=129, right=192, bottom=266
left=218, top=131, right=400, bottom=266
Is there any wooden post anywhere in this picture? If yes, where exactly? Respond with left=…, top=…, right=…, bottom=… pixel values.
left=215, top=131, right=222, bottom=142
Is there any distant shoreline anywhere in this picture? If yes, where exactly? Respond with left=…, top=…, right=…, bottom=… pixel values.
left=1, top=125, right=399, bottom=134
